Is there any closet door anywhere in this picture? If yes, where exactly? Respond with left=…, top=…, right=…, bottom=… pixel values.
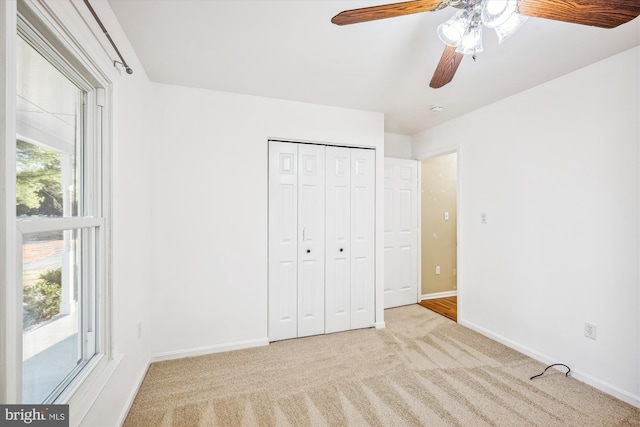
left=297, top=144, right=326, bottom=337
left=270, top=142, right=375, bottom=340
left=268, top=141, right=298, bottom=341
left=350, top=149, right=375, bottom=329
left=325, top=146, right=352, bottom=333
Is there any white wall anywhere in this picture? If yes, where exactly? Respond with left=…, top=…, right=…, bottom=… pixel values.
left=384, top=132, right=412, bottom=159
left=82, top=72, right=157, bottom=425
left=413, top=47, right=640, bottom=406
left=82, top=74, right=156, bottom=427
left=149, top=85, right=385, bottom=359
left=72, top=2, right=157, bottom=427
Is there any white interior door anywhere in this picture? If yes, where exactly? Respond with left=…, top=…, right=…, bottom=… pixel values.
left=297, top=144, right=325, bottom=337
left=325, top=146, right=352, bottom=333
left=350, top=148, right=375, bottom=329
left=383, top=157, right=419, bottom=309
left=268, top=141, right=298, bottom=341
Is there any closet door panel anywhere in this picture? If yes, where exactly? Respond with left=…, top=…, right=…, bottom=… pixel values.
left=268, top=142, right=298, bottom=341
left=297, top=144, right=326, bottom=337
left=325, top=146, right=352, bottom=334
left=350, top=149, right=375, bottom=329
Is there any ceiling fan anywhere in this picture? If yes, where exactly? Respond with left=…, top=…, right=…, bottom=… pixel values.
left=331, top=0, right=640, bottom=88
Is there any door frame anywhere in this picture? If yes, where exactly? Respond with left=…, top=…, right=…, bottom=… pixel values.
left=416, top=147, right=461, bottom=320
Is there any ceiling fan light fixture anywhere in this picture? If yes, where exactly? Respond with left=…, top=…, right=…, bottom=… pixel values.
left=331, top=0, right=640, bottom=91
left=481, top=0, right=517, bottom=28
left=494, top=13, right=528, bottom=43
left=456, top=24, right=483, bottom=54
left=437, top=10, right=470, bottom=47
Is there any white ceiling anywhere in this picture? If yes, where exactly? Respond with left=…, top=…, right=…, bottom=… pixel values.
left=108, top=0, right=640, bottom=135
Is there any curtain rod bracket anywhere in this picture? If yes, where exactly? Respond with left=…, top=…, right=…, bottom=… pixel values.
left=114, top=60, right=133, bottom=75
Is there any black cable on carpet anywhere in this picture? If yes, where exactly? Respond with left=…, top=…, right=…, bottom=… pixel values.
left=530, top=363, right=571, bottom=380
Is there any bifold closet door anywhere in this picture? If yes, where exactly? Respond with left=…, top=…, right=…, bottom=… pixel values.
left=297, top=144, right=325, bottom=337
left=268, top=141, right=298, bottom=341
left=269, top=142, right=325, bottom=341
left=325, top=147, right=351, bottom=333
left=270, top=142, right=374, bottom=341
left=325, top=147, right=375, bottom=333
left=349, top=148, right=375, bottom=329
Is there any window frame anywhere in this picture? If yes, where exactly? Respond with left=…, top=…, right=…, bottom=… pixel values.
left=1, top=0, right=117, bottom=420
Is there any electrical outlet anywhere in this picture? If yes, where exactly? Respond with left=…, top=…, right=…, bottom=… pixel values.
left=584, top=322, right=597, bottom=340
left=481, top=213, right=487, bottom=224
left=138, top=322, right=143, bottom=339
left=435, top=266, right=441, bottom=275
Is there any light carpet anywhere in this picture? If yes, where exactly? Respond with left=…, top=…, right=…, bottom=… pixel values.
left=124, top=305, right=640, bottom=426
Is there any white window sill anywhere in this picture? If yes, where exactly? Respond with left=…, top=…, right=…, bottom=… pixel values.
left=64, top=353, right=123, bottom=427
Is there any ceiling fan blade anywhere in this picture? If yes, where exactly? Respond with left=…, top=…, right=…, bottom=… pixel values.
left=331, top=0, right=445, bottom=25
left=518, top=0, right=640, bottom=29
left=429, top=46, right=464, bottom=89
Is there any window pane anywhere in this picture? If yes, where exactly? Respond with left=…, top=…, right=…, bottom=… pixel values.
left=22, top=229, right=95, bottom=404
left=16, top=36, right=82, bottom=218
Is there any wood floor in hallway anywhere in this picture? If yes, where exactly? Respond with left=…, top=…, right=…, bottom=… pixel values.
left=418, top=296, right=457, bottom=322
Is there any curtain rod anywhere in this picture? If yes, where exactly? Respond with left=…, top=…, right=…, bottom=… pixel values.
left=83, top=0, right=133, bottom=74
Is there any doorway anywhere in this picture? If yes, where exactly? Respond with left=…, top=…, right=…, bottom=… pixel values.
left=419, top=152, right=458, bottom=321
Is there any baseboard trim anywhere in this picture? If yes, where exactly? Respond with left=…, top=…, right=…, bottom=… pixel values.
left=116, top=359, right=150, bottom=427
left=421, top=290, right=457, bottom=300
left=374, top=321, right=386, bottom=329
left=151, top=338, right=269, bottom=363
left=459, top=319, right=640, bottom=408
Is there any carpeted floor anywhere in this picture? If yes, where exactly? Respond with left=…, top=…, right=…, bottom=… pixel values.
left=124, top=305, right=640, bottom=426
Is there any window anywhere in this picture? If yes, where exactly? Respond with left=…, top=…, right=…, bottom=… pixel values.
left=12, top=11, right=111, bottom=406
